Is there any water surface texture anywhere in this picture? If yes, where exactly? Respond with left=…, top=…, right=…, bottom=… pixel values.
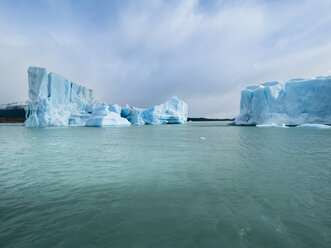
left=0, top=122, right=330, bottom=248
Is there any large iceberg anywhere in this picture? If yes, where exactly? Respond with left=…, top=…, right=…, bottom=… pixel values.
left=24, top=67, right=188, bottom=127
left=120, top=96, right=188, bottom=125
left=25, top=67, right=101, bottom=127
left=233, top=76, right=331, bottom=125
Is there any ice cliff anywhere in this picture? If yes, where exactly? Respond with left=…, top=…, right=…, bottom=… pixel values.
left=25, top=67, right=188, bottom=127
left=120, top=96, right=188, bottom=125
left=234, top=76, right=331, bottom=125
left=25, top=67, right=102, bottom=127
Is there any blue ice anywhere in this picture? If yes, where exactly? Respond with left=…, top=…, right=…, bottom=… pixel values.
left=234, top=76, right=331, bottom=126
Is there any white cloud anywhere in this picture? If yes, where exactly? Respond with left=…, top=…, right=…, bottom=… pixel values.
left=0, top=0, right=331, bottom=117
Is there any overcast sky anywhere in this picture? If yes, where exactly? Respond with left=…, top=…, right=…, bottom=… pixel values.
left=1, top=0, right=331, bottom=117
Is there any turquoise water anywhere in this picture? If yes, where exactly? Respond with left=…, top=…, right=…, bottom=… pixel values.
left=0, top=122, right=330, bottom=248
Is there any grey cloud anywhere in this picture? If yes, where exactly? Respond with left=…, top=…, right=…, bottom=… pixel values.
left=0, top=0, right=331, bottom=117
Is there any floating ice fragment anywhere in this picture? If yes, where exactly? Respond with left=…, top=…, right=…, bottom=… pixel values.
left=86, top=106, right=130, bottom=127
left=256, top=123, right=289, bottom=128
left=296, top=124, right=331, bottom=129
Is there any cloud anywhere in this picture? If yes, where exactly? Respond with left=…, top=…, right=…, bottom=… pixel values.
left=0, top=0, right=331, bottom=117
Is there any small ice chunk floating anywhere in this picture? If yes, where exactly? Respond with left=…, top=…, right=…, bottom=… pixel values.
left=233, top=76, right=331, bottom=126
left=24, top=67, right=188, bottom=127
left=296, top=124, right=331, bottom=129
left=86, top=106, right=130, bottom=127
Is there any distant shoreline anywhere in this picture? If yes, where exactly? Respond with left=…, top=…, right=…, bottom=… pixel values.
left=1, top=103, right=235, bottom=124
left=0, top=116, right=25, bottom=123
left=0, top=106, right=235, bottom=123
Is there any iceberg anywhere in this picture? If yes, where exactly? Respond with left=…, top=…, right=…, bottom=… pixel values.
left=233, top=76, right=331, bottom=126
left=120, top=105, right=146, bottom=125
left=86, top=106, right=130, bottom=127
left=108, top=104, right=122, bottom=115
left=24, top=66, right=188, bottom=127
left=120, top=96, right=188, bottom=125
left=25, top=67, right=100, bottom=127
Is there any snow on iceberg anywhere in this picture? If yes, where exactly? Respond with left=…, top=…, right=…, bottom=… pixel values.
left=25, top=67, right=101, bottom=127
left=233, top=76, right=331, bottom=126
left=86, top=106, right=130, bottom=127
left=120, top=96, right=188, bottom=125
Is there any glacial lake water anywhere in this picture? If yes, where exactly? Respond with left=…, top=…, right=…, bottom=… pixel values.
left=0, top=122, right=330, bottom=248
